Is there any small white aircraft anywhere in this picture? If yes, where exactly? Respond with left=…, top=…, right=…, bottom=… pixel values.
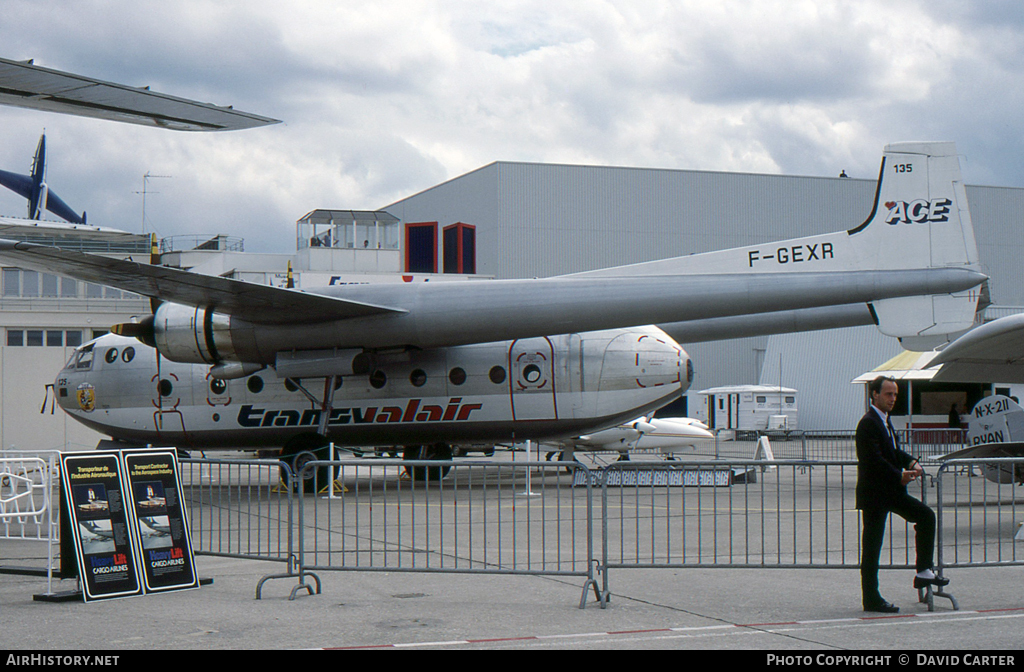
left=561, top=416, right=714, bottom=454
left=3, top=142, right=985, bottom=480
left=937, top=395, right=1024, bottom=484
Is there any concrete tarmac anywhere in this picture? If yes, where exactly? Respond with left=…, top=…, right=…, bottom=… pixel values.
left=2, top=542, right=1022, bottom=652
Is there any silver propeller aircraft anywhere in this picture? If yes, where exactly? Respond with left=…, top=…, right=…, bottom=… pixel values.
left=1, top=142, right=985, bottom=479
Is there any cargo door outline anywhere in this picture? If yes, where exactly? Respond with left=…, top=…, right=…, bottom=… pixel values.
left=509, top=337, right=557, bottom=421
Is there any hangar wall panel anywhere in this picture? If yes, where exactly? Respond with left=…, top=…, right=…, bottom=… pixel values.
left=964, top=185, right=1024, bottom=306
left=388, top=162, right=879, bottom=280
left=759, top=327, right=901, bottom=431
left=384, top=164, right=501, bottom=277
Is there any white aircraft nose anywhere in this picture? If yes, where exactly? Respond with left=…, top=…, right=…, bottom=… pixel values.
left=651, top=418, right=715, bottom=441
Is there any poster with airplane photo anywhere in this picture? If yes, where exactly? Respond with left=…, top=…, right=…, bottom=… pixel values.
left=59, top=452, right=143, bottom=601
left=122, top=449, right=199, bottom=593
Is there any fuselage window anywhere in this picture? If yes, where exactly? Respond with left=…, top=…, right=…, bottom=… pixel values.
left=247, top=376, right=264, bottom=394
left=449, top=367, right=467, bottom=386
left=370, top=369, right=387, bottom=389
left=284, top=378, right=299, bottom=392
left=489, top=366, right=506, bottom=384
left=210, top=378, right=227, bottom=395
left=121, top=347, right=135, bottom=363
left=105, top=348, right=119, bottom=364
left=157, top=379, right=173, bottom=397
left=410, top=369, right=427, bottom=387
left=523, top=364, right=542, bottom=384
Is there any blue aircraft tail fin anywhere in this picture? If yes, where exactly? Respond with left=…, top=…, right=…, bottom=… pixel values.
left=0, top=133, right=86, bottom=224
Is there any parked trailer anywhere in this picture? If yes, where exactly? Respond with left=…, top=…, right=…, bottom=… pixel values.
left=697, top=385, right=797, bottom=432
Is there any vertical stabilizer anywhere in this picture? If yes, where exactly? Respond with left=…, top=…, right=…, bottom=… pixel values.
left=28, top=133, right=47, bottom=220
left=850, top=142, right=981, bottom=348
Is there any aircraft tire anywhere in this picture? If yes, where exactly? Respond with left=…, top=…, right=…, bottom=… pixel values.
left=546, top=450, right=579, bottom=474
left=402, top=443, right=452, bottom=482
left=280, top=433, right=332, bottom=491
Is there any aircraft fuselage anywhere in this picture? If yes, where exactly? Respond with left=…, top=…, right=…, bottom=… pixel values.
left=55, top=327, right=690, bottom=451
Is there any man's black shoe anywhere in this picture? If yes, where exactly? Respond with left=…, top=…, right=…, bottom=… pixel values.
left=914, top=575, right=950, bottom=589
left=864, top=600, right=899, bottom=614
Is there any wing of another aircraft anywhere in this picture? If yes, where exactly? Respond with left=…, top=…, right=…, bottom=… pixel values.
left=932, top=314, right=1024, bottom=383
left=941, top=442, right=1024, bottom=460
left=0, top=57, right=280, bottom=131
left=0, top=239, right=405, bottom=324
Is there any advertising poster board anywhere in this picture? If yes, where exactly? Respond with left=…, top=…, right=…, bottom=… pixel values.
left=58, top=452, right=143, bottom=601
left=123, top=449, right=199, bottom=593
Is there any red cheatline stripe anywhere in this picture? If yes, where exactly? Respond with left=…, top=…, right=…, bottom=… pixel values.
left=323, top=607, right=1024, bottom=649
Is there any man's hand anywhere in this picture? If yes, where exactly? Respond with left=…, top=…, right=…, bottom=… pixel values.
left=902, top=462, right=923, bottom=485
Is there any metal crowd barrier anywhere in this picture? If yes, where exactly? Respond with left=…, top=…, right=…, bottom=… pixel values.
left=897, top=428, right=968, bottom=460
left=178, top=458, right=301, bottom=598
left=726, top=429, right=968, bottom=462
left=1, top=451, right=59, bottom=592
left=126, top=452, right=1024, bottom=610
left=296, top=458, right=601, bottom=608
left=598, top=459, right=932, bottom=604
left=935, top=457, right=1024, bottom=569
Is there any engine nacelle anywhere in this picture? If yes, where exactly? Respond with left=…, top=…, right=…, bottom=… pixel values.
left=152, top=302, right=245, bottom=364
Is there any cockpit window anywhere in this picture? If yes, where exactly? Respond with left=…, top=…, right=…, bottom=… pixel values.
left=74, top=343, right=95, bottom=371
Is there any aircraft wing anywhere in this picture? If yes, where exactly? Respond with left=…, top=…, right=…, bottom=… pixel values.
left=0, top=56, right=280, bottom=131
left=0, top=239, right=404, bottom=324
left=931, top=314, right=1024, bottom=383
left=940, top=442, right=1024, bottom=460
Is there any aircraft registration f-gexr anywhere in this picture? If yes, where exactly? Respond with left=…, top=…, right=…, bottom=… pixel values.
left=0, top=142, right=986, bottom=480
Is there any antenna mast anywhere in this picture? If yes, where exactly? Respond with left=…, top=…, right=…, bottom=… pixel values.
left=136, top=171, right=171, bottom=234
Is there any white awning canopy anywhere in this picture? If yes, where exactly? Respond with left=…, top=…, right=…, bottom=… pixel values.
left=851, top=350, right=941, bottom=383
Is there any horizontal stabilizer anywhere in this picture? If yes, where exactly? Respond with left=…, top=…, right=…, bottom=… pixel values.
left=0, top=169, right=33, bottom=200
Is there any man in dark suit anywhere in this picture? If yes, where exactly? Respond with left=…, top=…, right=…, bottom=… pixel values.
left=857, top=376, right=948, bottom=613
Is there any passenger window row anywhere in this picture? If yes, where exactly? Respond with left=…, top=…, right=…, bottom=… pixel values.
left=229, top=365, right=511, bottom=395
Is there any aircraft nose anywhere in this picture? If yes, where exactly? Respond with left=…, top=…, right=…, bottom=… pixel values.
left=633, top=332, right=687, bottom=391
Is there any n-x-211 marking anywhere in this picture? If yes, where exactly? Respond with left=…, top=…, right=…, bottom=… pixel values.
left=748, top=242, right=834, bottom=268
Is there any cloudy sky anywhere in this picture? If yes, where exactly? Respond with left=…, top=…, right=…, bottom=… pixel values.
left=0, top=0, right=1022, bottom=252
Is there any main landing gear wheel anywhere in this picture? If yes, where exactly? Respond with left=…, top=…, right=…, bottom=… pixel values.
left=545, top=450, right=580, bottom=474
left=402, top=443, right=453, bottom=482
left=280, top=433, right=332, bottom=491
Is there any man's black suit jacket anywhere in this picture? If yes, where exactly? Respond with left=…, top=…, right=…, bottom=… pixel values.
left=855, top=408, right=917, bottom=510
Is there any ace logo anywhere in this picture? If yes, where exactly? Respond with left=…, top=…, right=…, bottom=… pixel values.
left=884, top=198, right=952, bottom=225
